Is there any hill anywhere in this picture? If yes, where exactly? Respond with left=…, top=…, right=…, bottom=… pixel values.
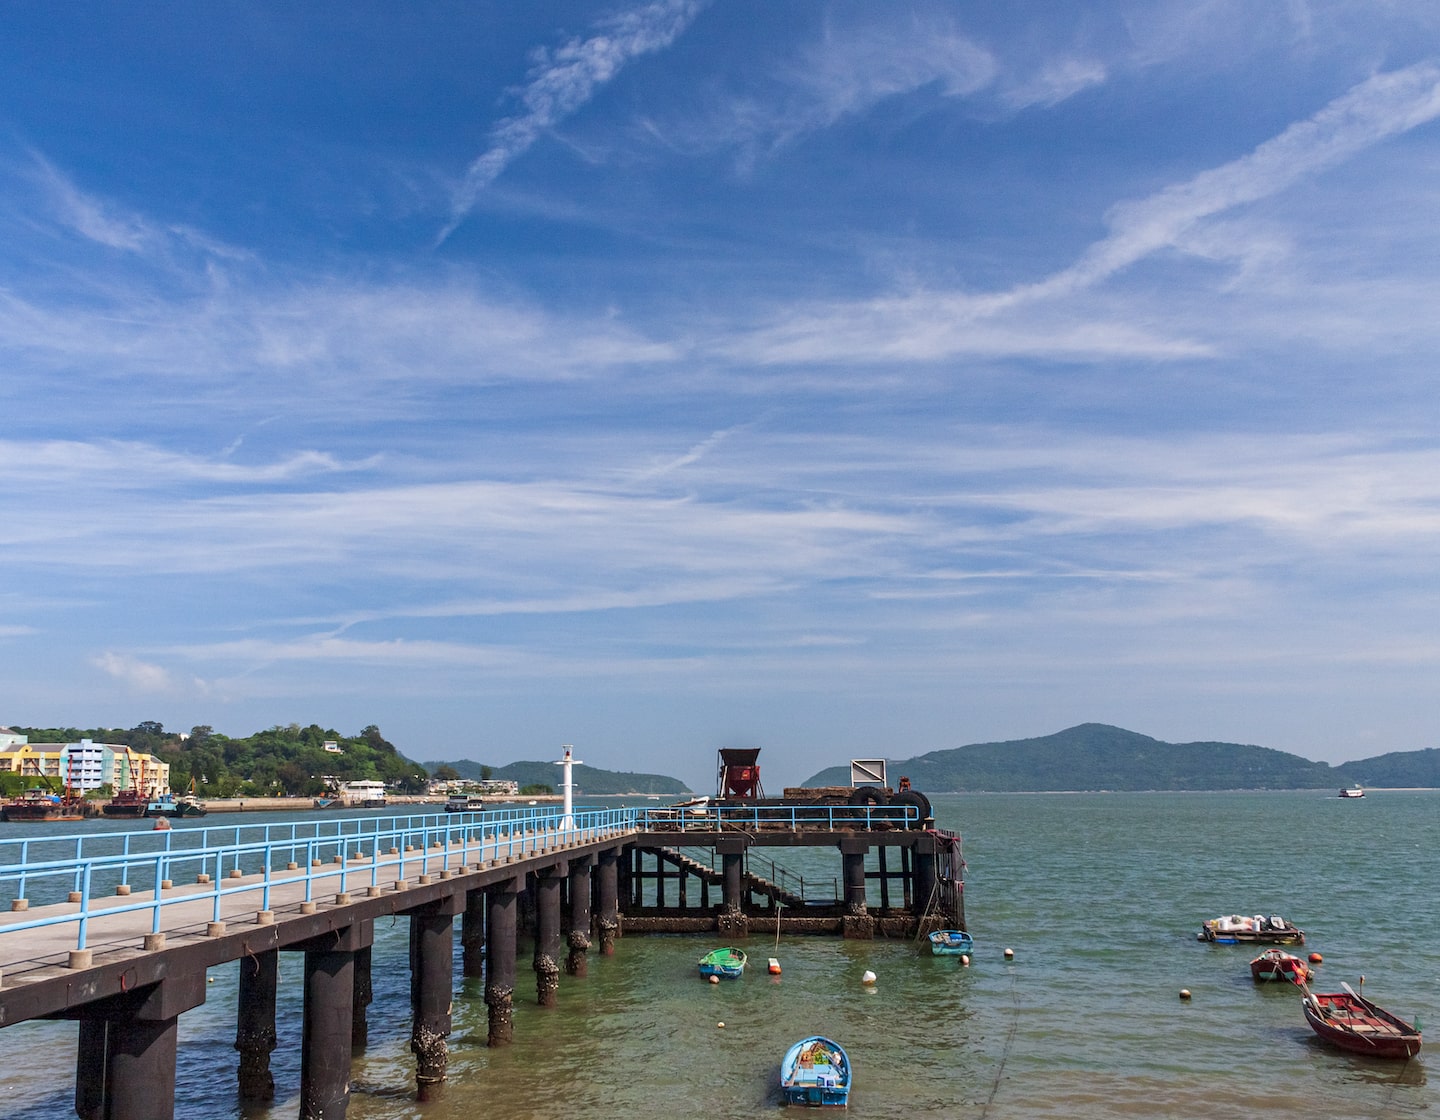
left=424, top=758, right=690, bottom=796
left=801, top=723, right=1366, bottom=792
left=1334, top=748, right=1440, bottom=788
left=6, top=721, right=430, bottom=797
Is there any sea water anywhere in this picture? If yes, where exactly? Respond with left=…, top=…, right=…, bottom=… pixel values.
left=2, top=791, right=1435, bottom=1118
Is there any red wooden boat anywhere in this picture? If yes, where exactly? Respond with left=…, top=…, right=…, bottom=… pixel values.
left=1302, top=983, right=1421, bottom=1059
left=1250, top=948, right=1310, bottom=984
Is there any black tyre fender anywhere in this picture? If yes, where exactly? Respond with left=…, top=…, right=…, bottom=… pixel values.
left=847, top=785, right=888, bottom=806
left=888, top=788, right=932, bottom=825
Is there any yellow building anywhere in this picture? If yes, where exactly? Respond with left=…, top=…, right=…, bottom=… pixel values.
left=0, top=737, right=169, bottom=795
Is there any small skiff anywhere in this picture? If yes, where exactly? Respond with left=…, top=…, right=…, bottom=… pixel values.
left=1303, top=983, right=1421, bottom=1059
left=698, top=947, right=747, bottom=979
left=780, top=1036, right=851, bottom=1107
left=1250, top=948, right=1310, bottom=984
left=927, top=929, right=974, bottom=956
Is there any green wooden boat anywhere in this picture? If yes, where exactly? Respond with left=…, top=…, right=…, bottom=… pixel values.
left=699, top=947, right=747, bottom=979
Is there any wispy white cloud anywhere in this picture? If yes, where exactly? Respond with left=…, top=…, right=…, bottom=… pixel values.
left=1028, top=60, right=1440, bottom=301
left=442, top=0, right=708, bottom=240
left=666, top=13, right=997, bottom=163
left=22, top=151, right=250, bottom=263
left=0, top=440, right=369, bottom=488
left=1000, top=57, right=1107, bottom=109
left=787, top=13, right=997, bottom=128
left=730, top=60, right=1440, bottom=365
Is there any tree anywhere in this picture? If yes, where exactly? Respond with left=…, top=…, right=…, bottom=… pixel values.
left=432, top=764, right=460, bottom=782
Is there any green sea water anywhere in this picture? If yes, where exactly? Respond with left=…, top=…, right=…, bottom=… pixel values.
left=3, top=791, right=1435, bottom=1118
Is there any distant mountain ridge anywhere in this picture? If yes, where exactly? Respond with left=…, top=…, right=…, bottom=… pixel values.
left=800, top=723, right=1440, bottom=792
left=424, top=758, right=690, bottom=796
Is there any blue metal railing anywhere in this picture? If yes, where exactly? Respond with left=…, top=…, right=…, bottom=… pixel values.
left=0, top=806, right=639, bottom=953
left=636, top=803, right=919, bottom=831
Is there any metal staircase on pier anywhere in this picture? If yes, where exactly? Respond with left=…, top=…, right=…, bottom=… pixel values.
left=656, top=847, right=810, bottom=907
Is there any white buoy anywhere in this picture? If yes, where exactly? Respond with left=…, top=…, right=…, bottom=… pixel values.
left=1004, top=948, right=1014, bottom=960
left=708, top=974, right=720, bottom=984
left=960, top=954, right=970, bottom=967
left=717, top=1022, right=725, bottom=1029
left=861, top=970, right=877, bottom=985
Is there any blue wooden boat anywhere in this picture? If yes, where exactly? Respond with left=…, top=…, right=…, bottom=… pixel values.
left=780, top=1036, right=851, bottom=1107
left=928, top=929, right=974, bottom=956
left=698, top=946, right=747, bottom=979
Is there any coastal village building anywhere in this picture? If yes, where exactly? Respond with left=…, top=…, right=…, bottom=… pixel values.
left=0, top=733, right=170, bottom=795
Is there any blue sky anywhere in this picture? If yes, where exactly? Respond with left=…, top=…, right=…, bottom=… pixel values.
left=4, top=2, right=1440, bottom=791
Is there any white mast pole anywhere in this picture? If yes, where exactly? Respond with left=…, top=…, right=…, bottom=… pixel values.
left=554, top=743, right=583, bottom=830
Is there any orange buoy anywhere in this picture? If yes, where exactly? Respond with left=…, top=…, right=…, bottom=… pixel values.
left=768, top=957, right=781, bottom=975
left=152, top=818, right=171, bottom=831
left=1309, top=952, right=1323, bottom=964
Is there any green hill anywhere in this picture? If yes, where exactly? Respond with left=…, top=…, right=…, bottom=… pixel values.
left=1334, top=748, right=1440, bottom=788
left=801, top=723, right=1366, bottom=792
left=425, top=758, right=690, bottom=796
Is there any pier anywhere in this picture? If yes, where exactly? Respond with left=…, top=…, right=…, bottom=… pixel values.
left=0, top=798, right=963, bottom=1119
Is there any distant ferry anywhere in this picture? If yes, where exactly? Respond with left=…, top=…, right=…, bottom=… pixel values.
left=316, top=780, right=388, bottom=809
left=1338, top=785, right=1365, bottom=799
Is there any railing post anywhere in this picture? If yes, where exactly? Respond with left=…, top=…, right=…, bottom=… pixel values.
left=77, top=863, right=93, bottom=950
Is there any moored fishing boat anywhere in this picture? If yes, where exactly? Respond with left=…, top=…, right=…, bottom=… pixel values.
left=1199, top=914, right=1304, bottom=944
left=101, top=786, right=149, bottom=818
left=699, top=946, right=747, bottom=979
left=1250, top=948, right=1310, bottom=984
left=1, top=787, right=97, bottom=822
left=145, top=789, right=208, bottom=818
left=927, top=929, right=974, bottom=956
left=1302, top=983, right=1421, bottom=1059
left=780, top=1036, right=851, bottom=1107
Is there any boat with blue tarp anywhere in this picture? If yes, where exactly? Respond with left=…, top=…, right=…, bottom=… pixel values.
left=928, top=929, right=974, bottom=955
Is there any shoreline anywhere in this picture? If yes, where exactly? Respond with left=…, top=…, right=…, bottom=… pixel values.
left=197, top=794, right=564, bottom=813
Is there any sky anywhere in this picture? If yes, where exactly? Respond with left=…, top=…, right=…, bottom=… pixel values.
left=3, top=2, right=1440, bottom=792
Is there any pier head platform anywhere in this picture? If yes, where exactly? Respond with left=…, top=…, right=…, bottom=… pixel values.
left=0, top=798, right=963, bottom=1118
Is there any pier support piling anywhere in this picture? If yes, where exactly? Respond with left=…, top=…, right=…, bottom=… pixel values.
left=485, top=877, right=520, bottom=1046
left=596, top=850, right=620, bottom=955
left=461, top=888, right=486, bottom=977
left=293, top=921, right=369, bottom=1120
left=717, top=841, right=750, bottom=937
left=351, top=944, right=372, bottom=1051
left=72, top=971, right=206, bottom=1120
left=235, top=947, right=278, bottom=1100
left=75, top=1017, right=107, bottom=1120
left=106, top=1014, right=180, bottom=1120
left=409, top=898, right=460, bottom=1097
left=840, top=840, right=874, bottom=940
left=566, top=856, right=593, bottom=976
left=533, top=866, right=562, bottom=1006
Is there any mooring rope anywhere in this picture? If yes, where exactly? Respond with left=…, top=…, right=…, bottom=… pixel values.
left=912, top=879, right=940, bottom=942
left=977, top=961, right=1019, bottom=1120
